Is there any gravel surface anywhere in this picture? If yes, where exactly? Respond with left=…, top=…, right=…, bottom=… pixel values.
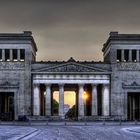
left=0, top=124, right=140, bottom=140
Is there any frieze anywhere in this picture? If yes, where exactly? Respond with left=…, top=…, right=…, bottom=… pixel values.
left=34, top=62, right=109, bottom=73
left=46, top=64, right=94, bottom=72
left=0, top=80, right=19, bottom=88
left=0, top=62, right=25, bottom=70
left=122, top=81, right=140, bottom=89
left=117, top=63, right=140, bottom=71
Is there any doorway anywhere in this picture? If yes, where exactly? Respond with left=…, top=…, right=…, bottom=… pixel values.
left=0, top=92, right=14, bottom=121
left=127, top=92, right=140, bottom=120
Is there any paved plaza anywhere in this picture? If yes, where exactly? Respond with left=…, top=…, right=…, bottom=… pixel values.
left=0, top=123, right=140, bottom=140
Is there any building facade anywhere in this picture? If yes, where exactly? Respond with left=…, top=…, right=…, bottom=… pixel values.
left=0, top=31, right=140, bottom=121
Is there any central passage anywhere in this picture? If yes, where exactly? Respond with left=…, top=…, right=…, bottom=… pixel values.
left=53, top=91, right=76, bottom=119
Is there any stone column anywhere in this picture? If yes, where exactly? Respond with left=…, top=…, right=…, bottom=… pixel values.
left=59, top=84, right=64, bottom=118
left=133, top=96, right=135, bottom=120
left=102, top=84, right=110, bottom=116
left=129, top=50, right=132, bottom=62
left=2, top=49, right=5, bottom=61
left=45, top=84, right=51, bottom=116
left=78, top=84, right=85, bottom=118
left=136, top=50, right=139, bottom=62
left=10, top=49, right=13, bottom=61
left=17, top=49, right=20, bottom=61
left=91, top=84, right=98, bottom=116
left=121, top=50, right=124, bottom=62
left=33, top=84, right=40, bottom=116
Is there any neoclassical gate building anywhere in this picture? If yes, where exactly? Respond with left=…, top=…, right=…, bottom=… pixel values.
left=0, top=31, right=140, bottom=121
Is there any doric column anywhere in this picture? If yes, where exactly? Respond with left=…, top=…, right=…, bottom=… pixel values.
left=121, top=50, right=124, bottom=62
left=136, top=50, right=139, bottom=62
left=17, top=49, right=20, bottom=61
left=10, top=49, right=13, bottom=61
left=45, top=84, right=51, bottom=116
left=33, top=83, right=40, bottom=116
left=91, top=84, right=98, bottom=116
left=2, top=49, right=5, bottom=61
left=59, top=84, right=64, bottom=118
left=129, top=50, right=132, bottom=62
left=78, top=84, right=85, bottom=118
left=102, top=84, right=110, bottom=116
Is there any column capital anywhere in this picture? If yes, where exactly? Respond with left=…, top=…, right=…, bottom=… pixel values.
left=59, top=84, right=65, bottom=88
left=78, top=83, right=85, bottom=87
left=45, top=84, right=51, bottom=87
left=103, top=83, right=110, bottom=87
left=33, top=83, right=40, bottom=87
left=91, top=84, right=97, bottom=87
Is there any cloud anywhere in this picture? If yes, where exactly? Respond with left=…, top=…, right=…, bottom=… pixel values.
left=0, top=0, right=140, bottom=61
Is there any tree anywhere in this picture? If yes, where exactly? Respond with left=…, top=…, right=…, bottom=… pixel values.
left=65, top=105, right=76, bottom=119
left=53, top=99, right=59, bottom=115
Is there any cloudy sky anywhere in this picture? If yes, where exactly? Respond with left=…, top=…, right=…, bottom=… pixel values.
left=0, top=0, right=140, bottom=61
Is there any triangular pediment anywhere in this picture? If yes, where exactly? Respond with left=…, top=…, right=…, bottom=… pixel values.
left=34, top=62, right=108, bottom=73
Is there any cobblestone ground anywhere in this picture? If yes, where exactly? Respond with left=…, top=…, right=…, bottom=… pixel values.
left=0, top=124, right=140, bottom=140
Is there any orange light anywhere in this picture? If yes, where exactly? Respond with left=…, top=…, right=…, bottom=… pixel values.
left=82, top=91, right=88, bottom=100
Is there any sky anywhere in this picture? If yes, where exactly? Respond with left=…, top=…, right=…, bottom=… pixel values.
left=0, top=0, right=140, bottom=61
left=53, top=91, right=75, bottom=108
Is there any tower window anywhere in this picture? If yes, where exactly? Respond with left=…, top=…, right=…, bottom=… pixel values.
left=13, top=49, right=17, bottom=61
left=20, top=49, right=25, bottom=61
left=117, top=50, right=121, bottom=62
left=0, top=49, right=2, bottom=61
left=5, top=49, right=10, bottom=61
left=132, top=50, right=136, bottom=62
left=124, top=50, right=129, bottom=62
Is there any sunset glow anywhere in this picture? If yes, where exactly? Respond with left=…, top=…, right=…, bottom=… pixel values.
left=53, top=91, right=76, bottom=108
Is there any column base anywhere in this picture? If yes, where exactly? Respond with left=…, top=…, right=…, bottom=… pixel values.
left=26, top=115, right=129, bottom=121
left=78, top=116, right=85, bottom=120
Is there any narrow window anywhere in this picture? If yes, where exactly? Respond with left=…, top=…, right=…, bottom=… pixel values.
left=5, top=49, right=10, bottom=61
left=132, top=50, right=136, bottom=62
left=13, top=49, right=17, bottom=61
left=20, top=49, right=25, bottom=61
left=117, top=50, right=121, bottom=62
left=124, top=50, right=129, bottom=62
left=0, top=49, right=2, bottom=61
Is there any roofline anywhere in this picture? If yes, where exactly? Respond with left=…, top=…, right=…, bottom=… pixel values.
left=31, top=71, right=112, bottom=74
left=31, top=61, right=111, bottom=64
left=102, top=31, right=140, bottom=52
left=0, top=31, right=37, bottom=52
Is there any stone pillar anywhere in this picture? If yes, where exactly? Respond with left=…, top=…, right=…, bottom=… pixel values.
left=129, top=50, right=132, bottom=62
left=121, top=49, right=124, bottom=62
left=59, top=84, right=64, bottom=118
left=2, top=49, right=5, bottom=61
left=133, top=96, right=135, bottom=120
left=33, top=84, right=40, bottom=116
left=91, top=84, right=98, bottom=116
left=10, top=49, right=13, bottom=61
left=78, top=84, right=85, bottom=118
left=17, top=49, right=20, bottom=61
left=102, top=84, right=110, bottom=116
left=45, top=84, right=51, bottom=116
left=136, top=50, right=139, bottom=62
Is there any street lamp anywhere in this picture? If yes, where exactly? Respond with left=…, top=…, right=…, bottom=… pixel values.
left=82, top=91, right=88, bottom=116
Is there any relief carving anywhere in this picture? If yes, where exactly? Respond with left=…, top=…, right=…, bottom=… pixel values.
left=122, top=81, right=140, bottom=89
left=117, top=63, right=140, bottom=70
left=46, top=64, right=95, bottom=72
left=0, top=80, right=19, bottom=87
left=0, top=62, right=25, bottom=70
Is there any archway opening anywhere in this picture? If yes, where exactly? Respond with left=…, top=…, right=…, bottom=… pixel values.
left=128, top=92, right=140, bottom=121
left=64, top=91, right=77, bottom=120
left=0, top=92, right=14, bottom=121
left=84, top=84, right=92, bottom=116
left=52, top=91, right=59, bottom=116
